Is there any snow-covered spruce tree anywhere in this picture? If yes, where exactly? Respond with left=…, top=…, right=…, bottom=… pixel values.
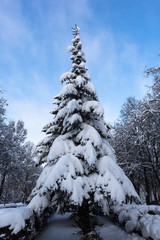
left=28, top=25, right=140, bottom=216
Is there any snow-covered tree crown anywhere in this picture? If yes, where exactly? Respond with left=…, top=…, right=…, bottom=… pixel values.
left=28, top=25, right=140, bottom=215
left=60, top=25, right=93, bottom=90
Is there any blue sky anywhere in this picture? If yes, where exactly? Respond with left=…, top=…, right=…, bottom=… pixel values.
left=0, top=0, right=160, bottom=143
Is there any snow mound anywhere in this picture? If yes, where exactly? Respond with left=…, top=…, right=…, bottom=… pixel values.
left=114, top=204, right=160, bottom=240
left=0, top=206, right=32, bottom=234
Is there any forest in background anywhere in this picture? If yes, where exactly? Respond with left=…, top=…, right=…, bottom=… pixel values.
left=111, top=61, right=160, bottom=204
left=0, top=94, right=41, bottom=204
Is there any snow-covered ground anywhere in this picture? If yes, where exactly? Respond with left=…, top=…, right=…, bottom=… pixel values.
left=96, top=216, right=145, bottom=240
left=0, top=203, right=25, bottom=208
left=36, top=213, right=82, bottom=240
left=0, top=204, right=160, bottom=239
left=36, top=213, right=144, bottom=240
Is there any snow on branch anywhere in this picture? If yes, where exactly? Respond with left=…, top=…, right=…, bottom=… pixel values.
left=0, top=206, right=32, bottom=234
left=60, top=72, right=75, bottom=83
left=82, top=101, right=104, bottom=117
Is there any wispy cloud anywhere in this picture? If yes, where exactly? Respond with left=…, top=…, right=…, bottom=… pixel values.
left=83, top=27, right=147, bottom=91
left=81, top=27, right=154, bottom=125
left=0, top=0, right=158, bottom=143
left=0, top=0, right=32, bottom=46
left=7, top=98, right=52, bottom=144
left=5, top=72, right=57, bottom=144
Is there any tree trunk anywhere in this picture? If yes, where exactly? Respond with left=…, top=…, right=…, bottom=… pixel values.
left=144, top=168, right=150, bottom=204
left=22, top=173, right=29, bottom=203
left=76, top=200, right=91, bottom=235
left=0, top=172, right=6, bottom=200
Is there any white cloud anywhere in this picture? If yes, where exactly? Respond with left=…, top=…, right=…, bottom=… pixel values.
left=83, top=27, right=149, bottom=96
left=5, top=72, right=58, bottom=144
left=7, top=98, right=53, bottom=144
left=70, top=0, right=93, bottom=19
left=0, top=0, right=32, bottom=46
left=136, top=74, right=153, bottom=97
left=102, top=102, right=120, bottom=124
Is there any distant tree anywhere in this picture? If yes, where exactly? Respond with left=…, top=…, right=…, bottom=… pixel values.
left=0, top=92, right=40, bottom=203
left=28, top=25, right=139, bottom=222
left=21, top=142, right=41, bottom=203
left=120, top=97, right=140, bottom=124
left=112, top=57, right=160, bottom=204
left=0, top=94, right=8, bottom=198
left=111, top=98, right=147, bottom=201
left=144, top=59, right=160, bottom=202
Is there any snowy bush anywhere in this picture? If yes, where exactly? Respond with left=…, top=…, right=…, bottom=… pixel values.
left=113, top=204, right=160, bottom=240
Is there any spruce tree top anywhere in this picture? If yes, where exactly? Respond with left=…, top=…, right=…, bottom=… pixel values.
left=28, top=25, right=140, bottom=215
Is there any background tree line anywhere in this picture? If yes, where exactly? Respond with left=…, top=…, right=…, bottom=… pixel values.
left=0, top=91, right=41, bottom=204
left=111, top=58, right=160, bottom=204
